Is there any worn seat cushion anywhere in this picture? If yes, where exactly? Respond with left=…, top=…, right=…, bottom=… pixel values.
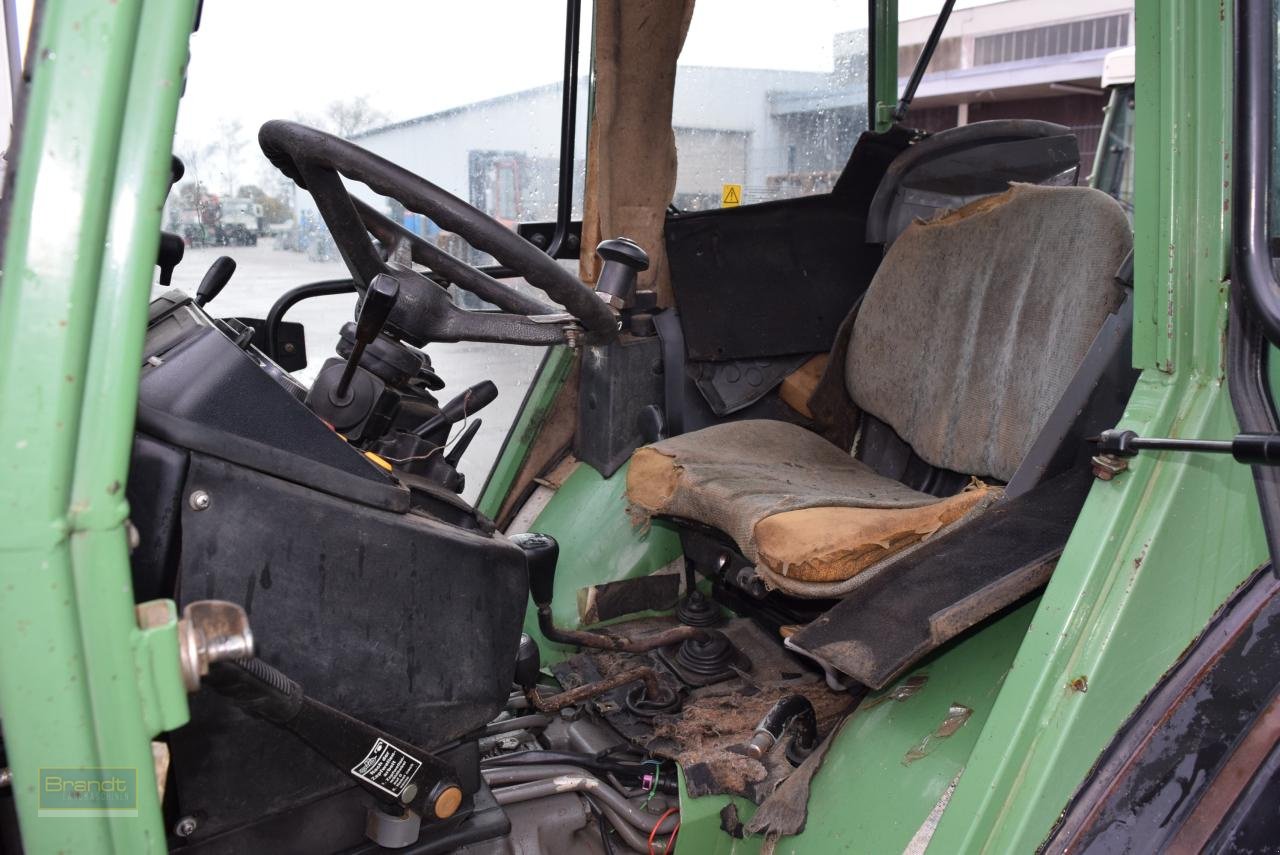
left=627, top=420, right=993, bottom=583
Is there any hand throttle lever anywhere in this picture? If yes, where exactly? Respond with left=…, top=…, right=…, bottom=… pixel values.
left=334, top=274, right=399, bottom=403
left=195, top=256, right=236, bottom=308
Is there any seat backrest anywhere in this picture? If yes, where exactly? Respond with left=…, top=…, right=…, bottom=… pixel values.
left=866, top=119, right=1081, bottom=248
left=845, top=184, right=1131, bottom=482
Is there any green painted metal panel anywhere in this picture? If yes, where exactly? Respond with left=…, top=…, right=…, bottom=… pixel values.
left=477, top=346, right=575, bottom=520
left=520, top=461, right=683, bottom=662
left=0, top=0, right=196, bottom=850
left=925, top=2, right=1268, bottom=851
left=673, top=600, right=1039, bottom=855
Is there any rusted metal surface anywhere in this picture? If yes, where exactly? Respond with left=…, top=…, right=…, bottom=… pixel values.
left=525, top=665, right=664, bottom=712
left=538, top=610, right=707, bottom=653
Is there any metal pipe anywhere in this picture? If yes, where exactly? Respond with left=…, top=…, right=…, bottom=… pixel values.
left=487, top=772, right=679, bottom=835
left=524, top=665, right=666, bottom=712
left=547, top=0, right=582, bottom=259
left=3, top=0, right=19, bottom=110
left=893, top=0, right=957, bottom=122
left=264, top=278, right=356, bottom=360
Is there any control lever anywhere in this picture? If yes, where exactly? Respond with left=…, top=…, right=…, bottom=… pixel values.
left=195, top=256, right=236, bottom=308
left=444, top=419, right=482, bottom=469
left=156, top=231, right=185, bottom=287
left=413, top=380, right=498, bottom=437
left=594, top=237, right=649, bottom=310
left=511, top=532, right=706, bottom=653
left=335, top=274, right=399, bottom=403
left=206, top=657, right=464, bottom=823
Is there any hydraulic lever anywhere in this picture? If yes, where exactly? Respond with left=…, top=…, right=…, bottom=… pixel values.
left=1093, top=429, right=1280, bottom=465
left=335, top=274, right=399, bottom=403
left=206, top=657, right=464, bottom=824
left=413, top=380, right=498, bottom=437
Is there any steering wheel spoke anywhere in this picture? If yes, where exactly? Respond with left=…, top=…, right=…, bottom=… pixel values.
left=259, top=120, right=619, bottom=345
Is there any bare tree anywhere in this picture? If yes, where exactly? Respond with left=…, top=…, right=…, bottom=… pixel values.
left=298, top=96, right=389, bottom=139
left=207, top=119, right=247, bottom=196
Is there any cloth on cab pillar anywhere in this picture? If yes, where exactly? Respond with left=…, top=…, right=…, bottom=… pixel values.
left=579, top=0, right=695, bottom=306
left=845, top=183, right=1131, bottom=482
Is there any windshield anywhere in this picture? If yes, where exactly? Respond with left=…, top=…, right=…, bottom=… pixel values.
left=164, top=1, right=590, bottom=499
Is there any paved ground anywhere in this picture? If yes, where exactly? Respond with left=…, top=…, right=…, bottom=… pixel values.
left=161, top=244, right=548, bottom=501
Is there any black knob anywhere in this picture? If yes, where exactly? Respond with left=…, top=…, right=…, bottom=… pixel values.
left=514, top=633, right=541, bottom=692
left=156, top=231, right=185, bottom=287
left=195, top=256, right=236, bottom=308
left=334, top=274, right=399, bottom=402
left=511, top=532, right=559, bottom=608
left=595, top=238, right=649, bottom=309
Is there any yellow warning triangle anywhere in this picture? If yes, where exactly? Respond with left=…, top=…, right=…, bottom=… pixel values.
left=722, top=184, right=741, bottom=205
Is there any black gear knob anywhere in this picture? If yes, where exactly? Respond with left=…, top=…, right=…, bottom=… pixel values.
left=514, top=633, right=541, bottom=692
left=511, top=532, right=559, bottom=608
left=595, top=237, right=649, bottom=310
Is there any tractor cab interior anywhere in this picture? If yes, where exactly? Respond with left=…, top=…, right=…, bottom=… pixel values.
left=122, top=2, right=1139, bottom=852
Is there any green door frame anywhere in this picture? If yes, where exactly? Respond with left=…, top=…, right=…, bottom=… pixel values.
left=0, top=0, right=1264, bottom=853
left=0, top=1, right=197, bottom=851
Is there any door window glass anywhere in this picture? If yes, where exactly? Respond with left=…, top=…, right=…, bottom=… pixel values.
left=671, top=0, right=869, bottom=209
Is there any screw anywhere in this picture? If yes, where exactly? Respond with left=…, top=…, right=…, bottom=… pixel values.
left=284, top=343, right=296, bottom=353
left=1091, top=453, right=1128, bottom=481
left=174, top=815, right=198, bottom=837
left=496, top=736, right=521, bottom=751
left=188, top=490, right=211, bottom=511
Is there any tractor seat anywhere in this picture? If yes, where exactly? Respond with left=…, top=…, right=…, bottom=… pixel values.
left=626, top=184, right=1132, bottom=594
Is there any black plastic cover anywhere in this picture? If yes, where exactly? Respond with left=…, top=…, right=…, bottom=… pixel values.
left=167, top=453, right=529, bottom=841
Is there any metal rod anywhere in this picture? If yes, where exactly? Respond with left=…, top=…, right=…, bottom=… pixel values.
left=537, top=608, right=707, bottom=653
left=1127, top=437, right=1235, bottom=454
left=524, top=665, right=664, bottom=712
left=547, top=0, right=582, bottom=260
left=3, top=0, right=19, bottom=112
left=894, top=0, right=957, bottom=122
left=264, top=278, right=356, bottom=360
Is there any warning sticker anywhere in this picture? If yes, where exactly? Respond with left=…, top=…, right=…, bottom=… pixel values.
left=721, top=183, right=742, bottom=207
left=351, top=738, right=423, bottom=798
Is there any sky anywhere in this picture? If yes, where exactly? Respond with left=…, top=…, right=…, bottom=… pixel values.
left=2, top=0, right=1010, bottom=185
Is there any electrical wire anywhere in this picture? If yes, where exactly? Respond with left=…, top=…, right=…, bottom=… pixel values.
left=647, top=807, right=680, bottom=855
left=581, top=793, right=618, bottom=855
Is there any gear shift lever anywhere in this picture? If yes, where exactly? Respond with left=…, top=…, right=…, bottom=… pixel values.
left=510, top=532, right=706, bottom=653
left=594, top=238, right=649, bottom=310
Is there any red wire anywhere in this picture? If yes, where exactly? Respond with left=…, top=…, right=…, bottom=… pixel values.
left=648, top=807, right=680, bottom=855
left=665, top=821, right=681, bottom=854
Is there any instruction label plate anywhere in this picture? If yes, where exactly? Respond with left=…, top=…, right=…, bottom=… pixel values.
left=351, top=738, right=422, bottom=798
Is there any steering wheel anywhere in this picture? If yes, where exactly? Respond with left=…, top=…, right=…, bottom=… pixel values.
left=258, top=120, right=618, bottom=347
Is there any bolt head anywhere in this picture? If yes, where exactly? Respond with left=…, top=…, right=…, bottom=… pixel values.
left=175, top=816, right=198, bottom=837
left=189, top=490, right=211, bottom=511
left=1091, top=453, right=1128, bottom=481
